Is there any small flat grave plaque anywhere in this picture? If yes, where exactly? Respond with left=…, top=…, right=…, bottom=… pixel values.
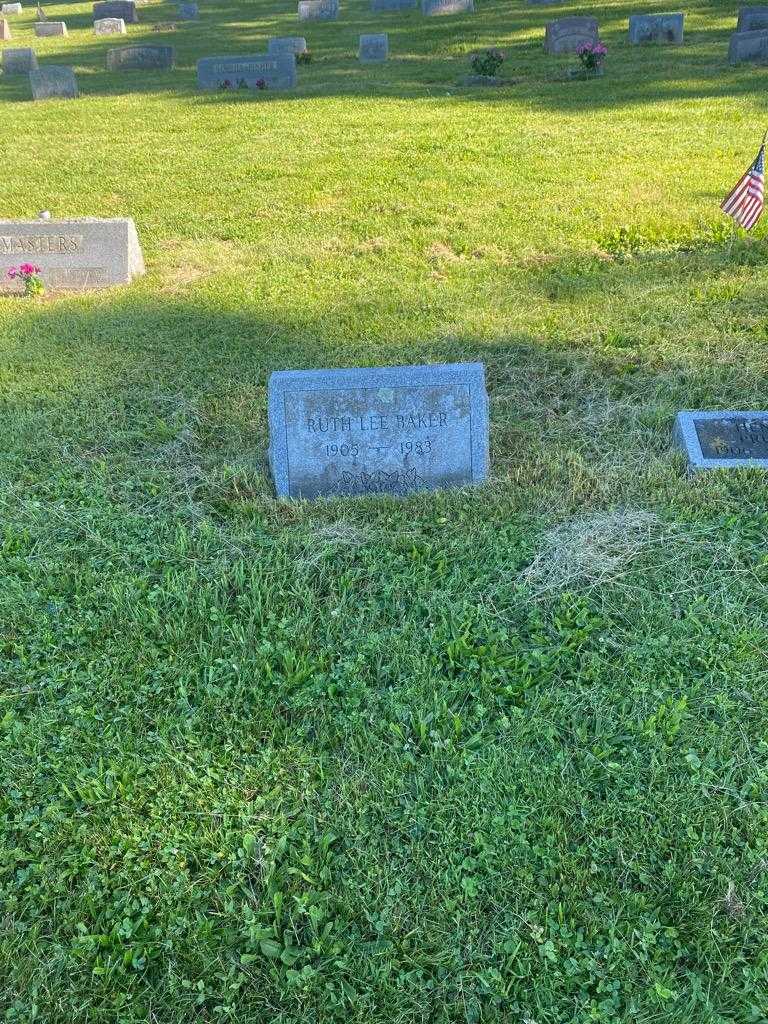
left=628, top=12, right=683, bottom=44
left=198, top=52, right=296, bottom=89
left=729, top=27, right=768, bottom=61
left=0, top=17, right=11, bottom=37
left=268, top=35, right=307, bottom=55
left=107, top=44, right=174, bottom=69
left=30, top=64, right=78, bottom=98
left=372, top=0, right=416, bottom=9
left=0, top=217, right=144, bottom=291
left=674, top=411, right=768, bottom=469
left=737, top=6, right=768, bottom=31
left=2, top=47, right=37, bottom=74
left=93, top=0, right=137, bottom=23
left=177, top=2, right=197, bottom=18
left=298, top=0, right=338, bottom=20
left=34, top=20, right=67, bottom=35
left=94, top=16, right=125, bottom=32
left=545, top=16, right=599, bottom=53
left=422, top=0, right=474, bottom=13
left=1, top=2, right=22, bottom=13
left=269, top=363, right=489, bottom=499
left=359, top=32, right=388, bottom=61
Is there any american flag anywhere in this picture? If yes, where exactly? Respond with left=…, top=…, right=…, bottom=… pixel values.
left=721, top=144, right=765, bottom=231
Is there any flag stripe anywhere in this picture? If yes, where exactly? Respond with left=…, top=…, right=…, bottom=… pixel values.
left=721, top=145, right=765, bottom=231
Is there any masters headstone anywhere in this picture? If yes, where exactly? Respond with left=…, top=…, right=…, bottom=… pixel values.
left=94, top=16, right=125, bottom=32
left=372, top=0, right=416, bottom=9
left=674, top=411, right=768, bottom=470
left=34, top=19, right=67, bottom=34
left=0, top=17, right=11, bottom=37
left=268, top=35, right=307, bottom=55
left=737, top=6, right=768, bottom=31
left=728, top=27, right=768, bottom=61
left=298, top=0, right=338, bottom=19
left=268, top=363, right=489, bottom=499
left=2, top=47, right=38, bottom=74
left=107, top=44, right=174, bottom=69
left=628, top=12, right=683, bottom=43
left=177, top=2, right=197, bottom=18
left=544, top=16, right=599, bottom=53
left=93, top=0, right=137, bottom=23
left=1, top=2, right=22, bottom=13
left=30, top=65, right=78, bottom=99
left=422, top=0, right=473, bottom=13
left=0, top=217, right=144, bottom=291
left=197, top=52, right=296, bottom=89
left=359, top=32, right=388, bottom=61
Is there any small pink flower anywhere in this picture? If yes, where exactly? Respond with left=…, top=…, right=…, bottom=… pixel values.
left=7, top=268, right=18, bottom=279
left=19, top=262, right=41, bottom=276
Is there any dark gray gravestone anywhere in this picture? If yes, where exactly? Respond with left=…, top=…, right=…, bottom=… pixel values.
left=737, top=6, right=768, bottom=31
left=359, top=32, right=388, bottom=61
left=2, top=47, right=38, bottom=74
left=268, top=36, right=307, bottom=55
left=298, top=0, right=338, bottom=20
left=177, top=2, right=197, bottom=18
left=372, top=0, right=416, bottom=9
left=628, top=12, right=683, bottom=44
left=107, top=45, right=174, bottom=69
left=729, top=27, right=768, bottom=62
left=34, top=19, right=67, bottom=34
left=93, top=0, right=137, bottom=22
left=268, top=363, right=489, bottom=499
left=0, top=17, right=11, bottom=37
left=94, top=16, right=125, bottom=32
left=197, top=52, right=296, bottom=89
left=674, top=411, right=768, bottom=470
left=30, top=65, right=78, bottom=98
left=422, top=0, right=473, bottom=13
left=544, top=16, right=599, bottom=53
left=0, top=217, right=144, bottom=290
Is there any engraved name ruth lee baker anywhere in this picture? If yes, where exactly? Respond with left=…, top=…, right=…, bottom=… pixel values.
left=305, top=411, right=449, bottom=433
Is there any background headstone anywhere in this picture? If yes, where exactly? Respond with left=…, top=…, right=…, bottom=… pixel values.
left=0, top=218, right=144, bottom=291
left=737, top=6, right=768, bottom=31
left=268, top=363, right=489, bottom=499
left=0, top=17, right=11, bottom=37
left=177, top=2, right=197, bottom=18
left=2, top=47, right=38, bottom=74
left=1, top=2, right=22, bottom=13
left=107, top=45, right=174, bottom=69
left=628, top=12, right=683, bottom=43
left=94, top=16, right=125, bottom=32
left=371, top=0, right=416, bottom=9
left=422, top=0, right=474, bottom=13
left=728, top=27, right=768, bottom=62
left=30, top=65, right=78, bottom=99
left=93, top=0, right=137, bottom=24
left=34, top=20, right=67, bottom=35
left=298, top=0, right=338, bottom=20
left=359, top=32, right=388, bottom=61
left=674, top=411, right=768, bottom=470
left=544, top=16, right=599, bottom=53
left=268, top=36, right=308, bottom=55
left=197, top=52, right=297, bottom=89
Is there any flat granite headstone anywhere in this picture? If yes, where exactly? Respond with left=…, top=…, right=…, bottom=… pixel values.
left=728, top=27, right=768, bottom=61
left=298, top=0, right=338, bottom=20
left=94, top=16, right=125, bottom=32
left=737, top=6, right=768, bottom=31
left=177, top=2, right=197, bottom=18
left=371, top=0, right=416, bottom=9
left=197, top=52, right=296, bottom=89
left=107, top=44, right=174, bottom=69
left=268, top=35, right=308, bottom=55
left=268, top=363, right=489, bottom=499
left=0, top=17, right=11, bottom=37
left=2, top=47, right=38, bottom=74
left=93, top=0, right=137, bottom=23
left=628, top=12, right=683, bottom=44
left=359, top=32, right=388, bottom=61
left=30, top=65, right=78, bottom=99
left=674, top=411, right=768, bottom=470
left=0, top=217, right=144, bottom=291
left=1, top=2, right=22, bottom=13
left=422, top=0, right=473, bottom=13
left=544, top=16, right=599, bottom=53
left=34, top=20, right=67, bottom=35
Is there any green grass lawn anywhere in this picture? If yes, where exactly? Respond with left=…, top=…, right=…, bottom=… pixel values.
left=2, top=0, right=768, bottom=1020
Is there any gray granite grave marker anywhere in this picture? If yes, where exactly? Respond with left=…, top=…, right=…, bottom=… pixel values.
left=674, top=411, right=768, bottom=470
left=268, top=35, right=307, bottom=55
left=177, top=2, right=197, bottom=18
left=107, top=44, right=174, bottom=69
left=298, top=0, right=338, bottom=20
left=372, top=0, right=416, bottom=9
left=34, top=19, right=67, bottom=35
left=422, top=0, right=473, bottom=13
left=359, top=32, right=388, bottom=61
left=628, top=12, right=683, bottom=43
left=30, top=64, right=78, bottom=99
left=197, top=52, right=296, bottom=89
left=0, top=17, right=11, bottom=37
left=93, top=0, right=137, bottom=23
left=544, top=16, right=599, bottom=53
left=268, top=363, right=489, bottom=499
left=94, top=16, right=125, bottom=32
left=2, top=47, right=38, bottom=74
left=737, top=6, right=768, bottom=31
left=0, top=217, right=144, bottom=291
left=1, top=2, right=22, bottom=13
left=728, top=27, right=768, bottom=61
